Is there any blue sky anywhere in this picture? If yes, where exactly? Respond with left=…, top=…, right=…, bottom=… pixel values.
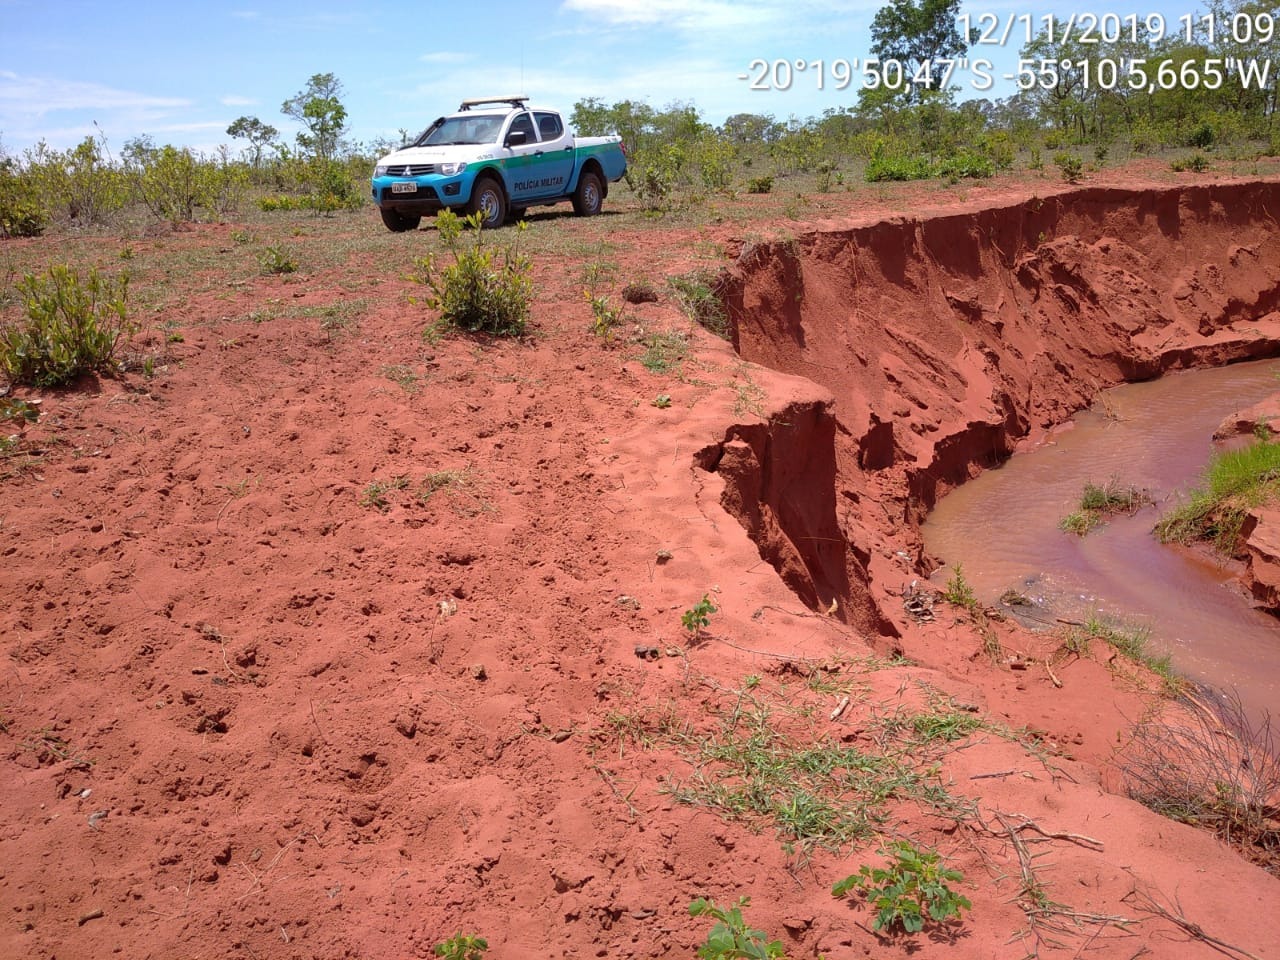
left=1, top=0, right=1213, bottom=158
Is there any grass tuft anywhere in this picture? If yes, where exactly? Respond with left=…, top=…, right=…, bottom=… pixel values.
left=1155, top=439, right=1280, bottom=553
left=1060, top=477, right=1151, bottom=536
left=669, top=269, right=729, bottom=338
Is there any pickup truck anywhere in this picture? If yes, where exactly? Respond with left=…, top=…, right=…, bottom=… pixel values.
left=370, top=96, right=627, bottom=231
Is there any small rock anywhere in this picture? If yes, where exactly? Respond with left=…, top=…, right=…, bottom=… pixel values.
left=470, top=663, right=487, bottom=681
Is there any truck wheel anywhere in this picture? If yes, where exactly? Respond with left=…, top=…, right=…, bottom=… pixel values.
left=380, top=209, right=421, bottom=232
left=572, top=171, right=603, bottom=216
left=466, top=176, right=506, bottom=230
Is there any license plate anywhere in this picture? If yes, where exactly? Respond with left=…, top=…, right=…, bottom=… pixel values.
left=391, top=182, right=417, bottom=194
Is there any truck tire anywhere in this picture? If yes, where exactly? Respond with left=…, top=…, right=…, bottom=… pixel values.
left=572, top=170, right=603, bottom=216
left=466, top=176, right=506, bottom=230
left=380, top=209, right=421, bottom=232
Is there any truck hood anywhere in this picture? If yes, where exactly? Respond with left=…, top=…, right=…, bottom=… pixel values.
left=376, top=144, right=496, bottom=167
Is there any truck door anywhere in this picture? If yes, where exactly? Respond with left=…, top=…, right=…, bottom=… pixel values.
left=526, top=112, right=575, bottom=199
left=502, top=111, right=545, bottom=204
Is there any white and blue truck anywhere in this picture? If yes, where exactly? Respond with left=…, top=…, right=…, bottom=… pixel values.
left=370, top=96, right=627, bottom=231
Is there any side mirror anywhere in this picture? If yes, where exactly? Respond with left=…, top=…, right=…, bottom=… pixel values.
left=505, top=130, right=528, bottom=147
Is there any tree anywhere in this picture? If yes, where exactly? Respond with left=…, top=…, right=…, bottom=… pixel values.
left=869, top=0, right=970, bottom=101
left=720, top=113, right=784, bottom=144
left=226, top=116, right=278, bottom=169
left=281, top=73, right=348, bottom=163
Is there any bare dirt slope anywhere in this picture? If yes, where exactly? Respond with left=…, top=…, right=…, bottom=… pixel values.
left=3, top=172, right=1280, bottom=960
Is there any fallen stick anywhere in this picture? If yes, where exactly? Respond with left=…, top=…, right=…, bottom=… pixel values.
left=1044, top=660, right=1062, bottom=688
left=1125, top=884, right=1263, bottom=960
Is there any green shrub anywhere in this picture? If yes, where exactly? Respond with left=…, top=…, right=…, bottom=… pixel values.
left=979, top=131, right=1016, bottom=170
left=1170, top=153, right=1211, bottom=173
left=414, top=210, right=532, bottom=336
left=746, top=175, right=774, bottom=194
left=942, top=563, right=978, bottom=611
left=669, top=269, right=728, bottom=338
left=815, top=160, right=837, bottom=192
left=127, top=143, right=206, bottom=223
left=682, top=594, right=717, bottom=636
left=832, top=840, right=971, bottom=934
left=694, top=133, right=734, bottom=191
left=1186, top=121, right=1215, bottom=149
left=24, top=135, right=127, bottom=225
left=258, top=245, right=298, bottom=275
left=865, top=153, right=934, bottom=183
left=1, top=265, right=134, bottom=387
left=689, top=897, right=785, bottom=959
left=936, top=151, right=994, bottom=181
left=0, top=161, right=47, bottom=237
left=585, top=289, right=623, bottom=340
left=1054, top=153, right=1083, bottom=183
left=433, top=933, right=487, bottom=960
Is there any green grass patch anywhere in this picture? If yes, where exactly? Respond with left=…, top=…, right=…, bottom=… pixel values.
left=1068, top=614, right=1179, bottom=693
left=359, top=475, right=409, bottom=512
left=668, top=269, right=728, bottom=338
left=598, top=681, right=976, bottom=858
left=1060, top=477, right=1152, bottom=537
left=633, top=330, right=687, bottom=374
left=1154, top=439, right=1280, bottom=552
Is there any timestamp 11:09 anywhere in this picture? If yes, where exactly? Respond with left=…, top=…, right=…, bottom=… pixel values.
left=958, top=11, right=1277, bottom=46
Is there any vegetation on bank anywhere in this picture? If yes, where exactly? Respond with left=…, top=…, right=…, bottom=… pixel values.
left=1059, top=477, right=1153, bottom=535
left=5, top=0, right=1280, bottom=237
left=1155, top=438, right=1280, bottom=552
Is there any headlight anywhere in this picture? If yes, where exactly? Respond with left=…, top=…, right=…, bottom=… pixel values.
left=438, top=161, right=466, bottom=176
left=374, top=165, right=388, bottom=177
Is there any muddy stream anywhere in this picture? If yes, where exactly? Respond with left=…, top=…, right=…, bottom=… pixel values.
left=922, top=359, right=1280, bottom=718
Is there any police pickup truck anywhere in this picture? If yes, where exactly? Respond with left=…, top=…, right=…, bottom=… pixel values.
left=370, top=96, right=627, bottom=231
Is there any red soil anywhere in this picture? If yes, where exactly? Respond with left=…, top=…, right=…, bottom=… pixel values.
left=3, top=173, right=1280, bottom=960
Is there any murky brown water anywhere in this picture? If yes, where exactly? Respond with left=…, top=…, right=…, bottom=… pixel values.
left=923, top=359, right=1280, bottom=719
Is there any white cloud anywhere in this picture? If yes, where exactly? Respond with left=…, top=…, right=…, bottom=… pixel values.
left=419, top=51, right=470, bottom=64
left=220, top=95, right=257, bottom=107
left=230, top=9, right=260, bottom=19
left=0, top=72, right=191, bottom=117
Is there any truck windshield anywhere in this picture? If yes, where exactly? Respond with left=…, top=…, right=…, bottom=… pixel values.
left=415, top=116, right=503, bottom=146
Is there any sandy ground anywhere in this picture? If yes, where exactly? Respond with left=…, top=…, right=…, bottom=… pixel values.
left=2, top=167, right=1279, bottom=959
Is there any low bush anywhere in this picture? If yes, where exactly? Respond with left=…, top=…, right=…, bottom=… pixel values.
left=689, top=897, right=785, bottom=959
left=0, top=159, right=47, bottom=237
left=832, top=840, right=971, bottom=934
left=1170, top=152, right=1211, bottom=173
left=413, top=210, right=532, bottom=336
left=935, top=151, right=994, bottom=181
left=865, top=153, right=934, bottom=183
left=433, top=932, right=487, bottom=960
left=258, top=245, right=298, bottom=275
left=0, top=265, right=134, bottom=387
left=1055, top=153, right=1084, bottom=183
left=124, top=140, right=248, bottom=222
